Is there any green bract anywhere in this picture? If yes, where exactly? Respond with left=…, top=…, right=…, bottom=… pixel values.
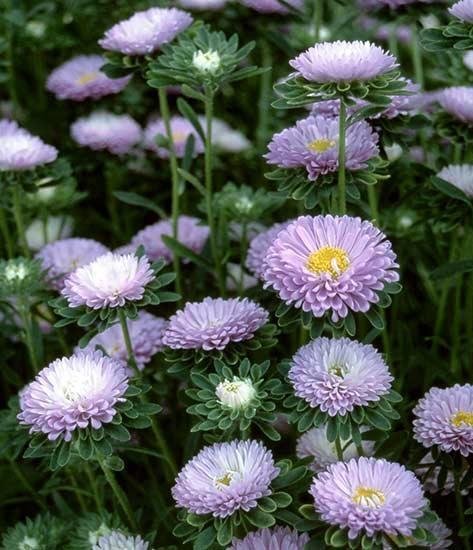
left=1, top=513, right=69, bottom=550
left=422, top=22, right=473, bottom=53
left=0, top=257, right=44, bottom=299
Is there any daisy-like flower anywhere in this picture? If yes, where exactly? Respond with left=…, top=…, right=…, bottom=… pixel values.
left=246, top=221, right=293, bottom=279
left=437, top=164, right=473, bottom=198
left=200, top=117, right=251, bottom=153
left=18, top=351, right=128, bottom=441
left=130, top=216, right=209, bottom=262
left=62, top=252, right=155, bottom=309
left=450, top=0, right=473, bottom=23
left=36, top=238, right=109, bottom=290
left=438, top=86, right=473, bottom=124
left=144, top=116, right=204, bottom=158
left=310, top=457, right=426, bottom=540
left=240, top=0, right=303, bottom=14
left=289, top=337, right=393, bottom=416
left=163, top=297, right=269, bottom=351
left=93, top=531, right=149, bottom=550
left=289, top=41, right=397, bottom=84
left=71, top=112, right=142, bottom=155
left=80, top=311, right=167, bottom=370
left=172, top=439, right=279, bottom=518
left=178, top=0, right=228, bottom=10
left=46, top=55, right=131, bottom=101
left=98, top=7, right=193, bottom=56
left=413, top=384, right=473, bottom=457
left=262, top=215, right=399, bottom=322
left=229, top=527, right=309, bottom=549
left=265, top=115, right=379, bottom=181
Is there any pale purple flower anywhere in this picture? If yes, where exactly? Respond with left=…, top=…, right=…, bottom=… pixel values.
left=99, top=7, right=193, bottom=55
left=289, top=41, right=397, bottom=84
left=262, top=215, right=399, bottom=322
left=163, top=297, right=268, bottom=351
left=309, top=100, right=342, bottom=118
left=450, top=0, right=473, bottom=22
left=265, top=115, right=379, bottom=181
left=376, top=78, right=420, bottom=119
left=93, top=531, right=149, bottom=550
left=36, top=238, right=109, bottom=291
left=18, top=351, right=128, bottom=441
left=230, top=527, right=309, bottom=549
left=144, top=116, right=204, bottom=158
left=240, top=0, right=303, bottom=14
left=71, top=112, right=142, bottom=155
left=178, top=0, right=227, bottom=10
left=437, top=164, right=473, bottom=198
left=413, top=384, right=473, bottom=457
left=246, top=221, right=293, bottom=279
left=438, top=86, right=473, bottom=124
left=172, top=439, right=279, bottom=518
left=427, top=520, right=453, bottom=549
left=311, top=457, right=426, bottom=540
left=46, top=55, right=131, bottom=101
left=62, top=252, right=155, bottom=309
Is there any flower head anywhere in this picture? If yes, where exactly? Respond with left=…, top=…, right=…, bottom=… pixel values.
left=310, top=457, right=426, bottom=539
left=216, top=377, right=256, bottom=410
left=172, top=439, right=279, bottom=518
left=240, top=0, right=303, bottom=14
left=46, top=55, right=131, bottom=101
left=439, top=86, right=473, bottom=124
left=262, top=215, right=399, bottom=322
left=198, top=116, right=251, bottom=153
left=144, top=116, right=204, bottom=158
left=163, top=297, right=268, bottom=351
left=193, top=49, right=221, bottom=73
left=450, top=0, right=473, bottom=23
left=413, top=384, right=473, bottom=457
left=178, top=0, right=227, bottom=10
left=229, top=527, right=309, bottom=549
left=246, top=221, right=293, bottom=279
left=437, top=164, right=473, bottom=198
left=18, top=351, right=128, bottom=441
left=26, top=216, right=74, bottom=251
left=93, top=531, right=149, bottom=550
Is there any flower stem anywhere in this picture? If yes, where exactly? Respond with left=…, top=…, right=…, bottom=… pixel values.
left=0, top=207, right=13, bottom=258
left=118, top=309, right=138, bottom=375
left=367, top=185, right=379, bottom=225
left=18, top=302, right=40, bottom=374
left=335, top=437, right=344, bottom=461
left=256, top=40, right=272, bottom=154
left=11, top=186, right=30, bottom=258
left=313, top=0, right=324, bottom=42
left=454, top=467, right=471, bottom=550
left=411, top=28, right=424, bottom=89
left=149, top=416, right=178, bottom=480
left=337, top=100, right=347, bottom=215
left=238, top=222, right=248, bottom=296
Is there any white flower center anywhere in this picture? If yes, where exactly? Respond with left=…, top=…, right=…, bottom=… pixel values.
left=215, top=377, right=256, bottom=409
left=5, top=263, right=28, bottom=281
left=214, top=469, right=242, bottom=489
left=235, top=196, right=254, bottom=214
left=19, top=537, right=39, bottom=550
left=192, top=49, right=221, bottom=74
left=352, top=486, right=385, bottom=508
left=328, top=362, right=349, bottom=378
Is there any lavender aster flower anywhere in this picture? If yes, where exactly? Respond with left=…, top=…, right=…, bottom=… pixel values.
left=99, top=8, right=192, bottom=55
left=93, top=531, right=149, bottom=550
left=178, top=0, right=228, bottom=10
left=163, top=297, right=268, bottom=351
left=289, top=41, right=397, bottom=84
left=62, top=252, right=155, bottom=309
left=310, top=457, right=426, bottom=539
left=450, top=0, right=473, bottom=22
left=144, top=116, right=204, bottom=158
left=265, top=115, right=379, bottom=181
left=240, top=0, right=303, bottom=14
left=262, top=215, right=399, bottom=322
left=438, top=86, right=473, bottom=124
left=172, top=439, right=279, bottom=518
left=229, top=527, right=309, bottom=549
left=18, top=351, right=128, bottom=441
left=246, top=221, right=293, bottom=279
left=46, top=55, right=131, bottom=101
left=437, top=164, right=473, bottom=198
left=71, top=112, right=141, bottom=155
left=413, top=384, right=473, bottom=457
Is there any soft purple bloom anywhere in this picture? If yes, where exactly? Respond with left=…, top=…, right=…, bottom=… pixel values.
left=62, top=252, right=155, bottom=310
left=375, top=78, right=420, bottom=119
left=289, top=41, right=397, bottom=83
left=93, top=531, right=149, bottom=550
left=262, top=215, right=399, bottom=322
left=99, top=7, right=193, bottom=55
left=437, top=164, right=473, bottom=198
left=229, top=527, right=309, bottom=549
left=46, top=55, right=131, bottom=101
left=71, top=112, right=142, bottom=155
left=265, top=115, right=379, bottom=181
left=172, top=439, right=279, bottom=518
left=438, top=86, right=473, bottom=124
left=163, top=297, right=268, bottom=351
left=309, top=100, right=342, bottom=118
left=240, top=0, right=303, bottom=14
left=36, top=238, right=109, bottom=290
left=18, top=351, right=128, bottom=441
left=246, top=221, right=293, bottom=279
left=426, top=520, right=453, bottom=549
left=178, top=0, right=227, bottom=10
left=450, top=0, right=473, bottom=22
left=144, top=116, right=204, bottom=159
left=310, top=457, right=426, bottom=540
left=413, top=384, right=473, bottom=457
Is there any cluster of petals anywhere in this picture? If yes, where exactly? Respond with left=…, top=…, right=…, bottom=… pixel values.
left=246, top=221, right=293, bottom=279
left=438, top=86, right=473, bottom=124
left=437, top=164, right=473, bottom=198
left=240, top=0, right=303, bottom=14
left=449, top=0, right=473, bottom=23
left=93, top=531, right=149, bottom=550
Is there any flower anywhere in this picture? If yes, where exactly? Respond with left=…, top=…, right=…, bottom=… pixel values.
left=62, top=252, right=155, bottom=309
left=240, top=0, right=303, bottom=14
left=178, top=0, right=227, bottom=10
left=413, top=384, right=473, bottom=457
left=80, top=311, right=167, bottom=370
left=93, top=531, right=149, bottom=550
left=71, top=112, right=142, bottom=155
left=438, top=86, right=473, bottom=124
left=262, top=215, right=399, bottom=322
left=265, top=115, right=379, bottom=181
left=296, top=425, right=375, bottom=472
left=46, top=55, right=131, bottom=101
left=464, top=50, right=473, bottom=71
left=192, top=49, right=221, bottom=73
left=449, top=0, right=473, bottom=23
left=229, top=527, right=309, bottom=549
left=172, top=439, right=279, bottom=518
left=246, top=221, right=293, bottom=279
left=98, top=7, right=192, bottom=55
left=309, top=99, right=342, bottom=118
left=437, top=164, right=473, bottom=198
left=216, top=377, right=256, bottom=410
left=226, top=263, right=257, bottom=291
left=289, top=41, right=397, bottom=84
left=18, top=351, right=128, bottom=441
left=26, top=216, right=74, bottom=251
left=310, top=457, right=426, bottom=540
left=424, top=519, right=453, bottom=550
left=144, top=116, right=204, bottom=158
left=163, top=297, right=269, bottom=351
left=209, top=118, right=251, bottom=152
left=36, top=238, right=109, bottom=290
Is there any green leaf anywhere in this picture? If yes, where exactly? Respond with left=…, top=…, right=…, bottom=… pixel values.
left=177, top=98, right=205, bottom=141
left=194, top=525, right=216, bottom=550
left=216, top=518, right=233, bottom=547
left=365, top=308, right=384, bottom=330
left=247, top=508, right=275, bottom=528
left=431, top=176, right=472, bottom=207
left=365, top=409, right=391, bottom=431
left=330, top=529, right=349, bottom=547
left=161, top=235, right=213, bottom=271
left=177, top=168, right=206, bottom=196
left=104, top=455, right=124, bottom=471
left=107, top=424, right=131, bottom=442
left=113, top=191, right=166, bottom=217
left=431, top=260, right=473, bottom=280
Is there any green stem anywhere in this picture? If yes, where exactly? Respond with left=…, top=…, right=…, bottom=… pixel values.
left=335, top=437, right=344, bottom=461
left=118, top=310, right=138, bottom=375
left=338, top=100, right=347, bottom=215
left=0, top=207, right=13, bottom=258
left=149, top=416, right=178, bottom=480
left=238, top=222, right=248, bottom=296
left=313, top=0, right=324, bottom=42
left=367, top=185, right=379, bottom=225
left=256, top=40, right=272, bottom=153
left=18, top=302, right=39, bottom=374
left=4, top=0, right=20, bottom=118
left=411, top=29, right=424, bottom=89
left=11, top=186, right=30, bottom=257
left=454, top=467, right=471, bottom=550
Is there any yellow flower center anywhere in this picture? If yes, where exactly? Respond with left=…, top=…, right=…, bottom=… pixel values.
left=172, top=131, right=187, bottom=143
left=352, top=486, right=386, bottom=508
left=329, top=363, right=348, bottom=378
left=451, top=411, right=473, bottom=427
left=307, top=138, right=337, bottom=153
left=306, top=246, right=350, bottom=278
left=215, top=472, right=234, bottom=488
left=77, top=71, right=99, bottom=85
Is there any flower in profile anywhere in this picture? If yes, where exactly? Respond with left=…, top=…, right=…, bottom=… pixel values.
left=424, top=519, right=453, bottom=550
left=99, top=7, right=192, bottom=55
left=289, top=337, right=392, bottom=416
left=438, top=86, right=473, bottom=124
left=216, top=377, right=256, bottom=410
left=309, top=99, right=342, bottom=118
left=37, top=238, right=109, bottom=290
left=18, top=351, right=128, bottom=441
left=178, top=0, right=227, bottom=10
left=413, top=384, right=473, bottom=457
left=172, top=439, right=279, bottom=517
left=46, top=55, right=131, bottom=101
left=240, top=0, right=303, bottom=14
left=246, top=221, right=292, bottom=279
left=263, top=215, right=399, bottom=322
left=310, top=457, right=426, bottom=539
left=144, top=116, right=204, bottom=158
left=26, top=216, right=74, bottom=251
left=71, top=112, right=142, bottom=155
left=93, top=531, right=149, bottom=550
left=229, top=527, right=309, bottom=549
left=290, top=41, right=397, bottom=84
left=210, top=118, right=251, bottom=152
left=449, top=0, right=473, bottom=23
left=62, top=252, right=155, bottom=309
left=437, top=164, right=473, bottom=198
left=265, top=115, right=379, bottom=181
left=80, top=311, right=167, bottom=370
left=163, top=297, right=268, bottom=351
